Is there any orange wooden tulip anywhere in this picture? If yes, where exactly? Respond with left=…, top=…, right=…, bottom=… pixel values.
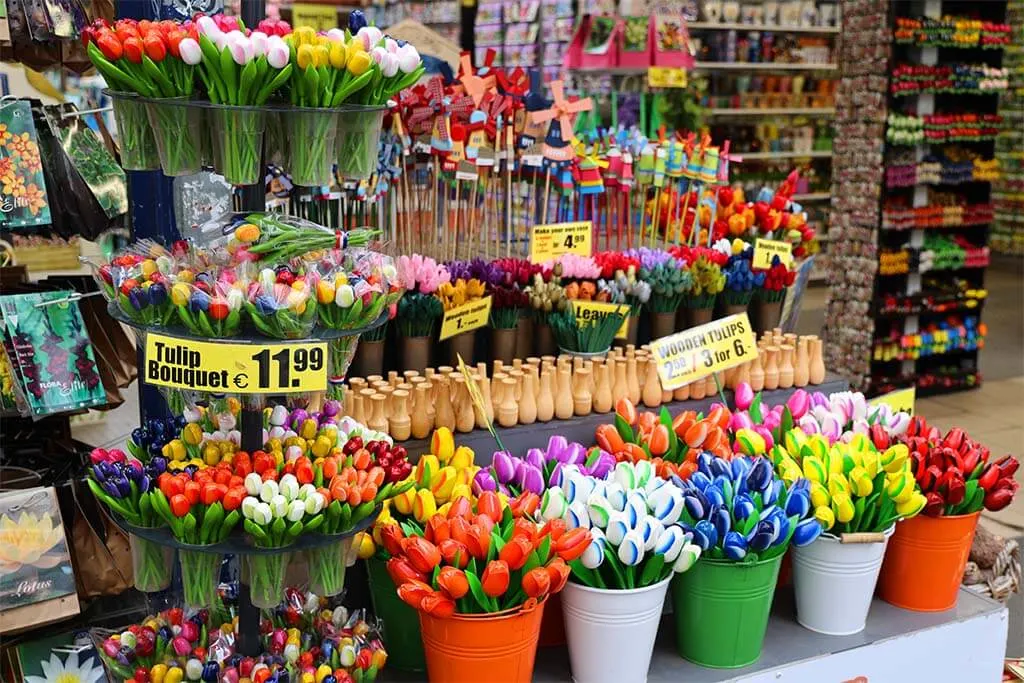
left=512, top=517, right=537, bottom=542
left=448, top=516, right=472, bottom=546
left=464, top=524, right=491, bottom=560
left=386, top=557, right=425, bottom=586
left=425, top=516, right=451, bottom=545
left=447, top=496, right=472, bottom=519
left=437, top=566, right=470, bottom=599
left=477, top=491, right=503, bottom=523
left=498, top=535, right=533, bottom=570
left=649, top=424, right=670, bottom=456
left=474, top=514, right=495, bottom=535
left=402, top=536, right=441, bottom=574
left=595, top=423, right=626, bottom=455
left=438, top=538, right=470, bottom=568
left=421, top=591, right=456, bottom=617
left=379, top=524, right=405, bottom=557
left=481, top=560, right=510, bottom=597
left=522, top=566, right=551, bottom=598
left=546, top=557, right=570, bottom=593
left=623, top=443, right=648, bottom=462
left=397, top=580, right=433, bottom=609
left=706, top=405, right=730, bottom=430
left=615, top=398, right=637, bottom=426
left=539, top=517, right=567, bottom=542
left=637, top=411, right=657, bottom=433
left=672, top=410, right=697, bottom=437
left=684, top=421, right=709, bottom=448
left=703, top=426, right=724, bottom=451
left=553, top=527, right=591, bottom=562
left=509, top=491, right=539, bottom=517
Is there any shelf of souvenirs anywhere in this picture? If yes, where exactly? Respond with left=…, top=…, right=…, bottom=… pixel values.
left=885, top=112, right=1005, bottom=147
left=884, top=154, right=1001, bottom=189
left=686, top=21, right=840, bottom=34
left=707, top=107, right=835, bottom=117
left=877, top=240, right=991, bottom=276
left=873, top=280, right=987, bottom=319
left=869, top=368, right=982, bottom=399
left=570, top=62, right=838, bottom=75
left=871, top=316, right=985, bottom=363
left=893, top=17, right=1013, bottom=50
left=881, top=201, right=994, bottom=231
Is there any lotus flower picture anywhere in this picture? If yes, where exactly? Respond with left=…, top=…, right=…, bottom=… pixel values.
left=0, top=510, right=66, bottom=572
left=25, top=652, right=105, bottom=683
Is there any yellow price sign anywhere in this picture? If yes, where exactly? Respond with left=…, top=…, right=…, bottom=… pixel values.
left=290, top=3, right=339, bottom=31
left=647, top=66, right=688, bottom=88
left=649, top=313, right=757, bottom=390
left=440, top=296, right=492, bottom=342
left=571, top=300, right=630, bottom=340
left=869, top=387, right=915, bottom=416
left=529, top=221, right=593, bottom=264
left=753, top=238, right=794, bottom=269
left=144, top=333, right=327, bottom=394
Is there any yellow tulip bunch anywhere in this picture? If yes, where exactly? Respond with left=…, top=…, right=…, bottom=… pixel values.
left=436, top=278, right=487, bottom=311
left=285, top=26, right=374, bottom=108
left=771, top=429, right=926, bottom=534
left=356, top=428, right=480, bottom=559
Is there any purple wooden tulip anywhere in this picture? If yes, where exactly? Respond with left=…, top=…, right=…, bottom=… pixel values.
left=545, top=435, right=569, bottom=463
left=525, top=448, right=546, bottom=471
left=786, top=389, right=809, bottom=419
left=820, top=414, right=842, bottom=443
left=547, top=462, right=565, bottom=488
left=734, top=382, right=754, bottom=411
left=798, top=414, right=820, bottom=434
left=565, top=442, right=586, bottom=465
left=473, top=469, right=497, bottom=495
left=289, top=409, right=309, bottom=431
left=513, top=459, right=528, bottom=489
left=492, top=450, right=516, bottom=483
left=588, top=451, right=615, bottom=479
left=522, top=465, right=545, bottom=495
left=809, top=391, right=830, bottom=410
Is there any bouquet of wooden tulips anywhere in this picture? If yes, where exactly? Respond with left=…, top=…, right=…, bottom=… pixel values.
left=769, top=430, right=927, bottom=534
left=544, top=461, right=704, bottom=589
left=595, top=399, right=732, bottom=480
left=382, top=491, right=586, bottom=616
left=669, top=453, right=823, bottom=561
left=355, top=428, right=480, bottom=561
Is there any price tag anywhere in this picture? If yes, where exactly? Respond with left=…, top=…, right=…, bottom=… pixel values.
left=144, top=333, right=327, bottom=394
left=649, top=313, right=757, bottom=390
left=572, top=300, right=631, bottom=340
left=647, top=66, right=688, bottom=88
left=530, top=221, right=593, bottom=264
left=753, top=238, right=794, bottom=269
left=869, top=387, right=915, bottom=416
left=439, top=296, right=493, bottom=342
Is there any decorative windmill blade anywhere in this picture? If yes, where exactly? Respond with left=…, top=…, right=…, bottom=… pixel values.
left=530, top=80, right=594, bottom=142
left=458, top=52, right=490, bottom=107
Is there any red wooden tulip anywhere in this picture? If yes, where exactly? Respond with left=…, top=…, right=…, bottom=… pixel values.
left=481, top=560, right=509, bottom=597
left=553, top=527, right=590, bottom=562
left=397, top=580, right=434, bottom=609
left=437, top=566, right=469, bottom=599
left=498, top=535, right=533, bottom=571
left=386, top=557, right=425, bottom=586
left=522, top=567, right=550, bottom=598
left=546, top=557, right=570, bottom=593
left=379, top=524, right=405, bottom=557
left=402, top=536, right=441, bottom=574
left=425, top=516, right=450, bottom=544
left=477, top=491, right=502, bottom=523
left=421, top=591, right=456, bottom=617
left=464, top=524, right=490, bottom=560
left=438, top=539, right=470, bottom=568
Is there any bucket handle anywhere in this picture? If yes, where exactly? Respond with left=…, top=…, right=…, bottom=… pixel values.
left=840, top=532, right=887, bottom=544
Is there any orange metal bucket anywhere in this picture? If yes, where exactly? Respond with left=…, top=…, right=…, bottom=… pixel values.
left=877, top=512, right=980, bottom=612
left=419, top=600, right=546, bottom=683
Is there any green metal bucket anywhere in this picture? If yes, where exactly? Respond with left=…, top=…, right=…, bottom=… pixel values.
left=366, top=557, right=426, bottom=672
left=671, top=555, right=782, bottom=668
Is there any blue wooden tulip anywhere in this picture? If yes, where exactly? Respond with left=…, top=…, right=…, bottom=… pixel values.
left=763, top=479, right=783, bottom=506
left=690, top=471, right=713, bottom=491
left=697, top=452, right=714, bottom=477
left=710, top=456, right=731, bottom=478
left=731, top=457, right=752, bottom=479
left=712, top=506, right=731, bottom=539
left=723, top=531, right=748, bottom=560
left=750, top=522, right=775, bottom=551
left=793, top=518, right=824, bottom=547
left=695, top=519, right=718, bottom=550
left=705, top=485, right=726, bottom=507
left=784, top=489, right=810, bottom=518
left=746, top=457, right=772, bottom=493
left=684, top=493, right=705, bottom=520
left=733, top=493, right=756, bottom=522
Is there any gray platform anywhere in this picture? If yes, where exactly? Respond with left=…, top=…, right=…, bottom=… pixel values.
left=383, top=588, right=1008, bottom=682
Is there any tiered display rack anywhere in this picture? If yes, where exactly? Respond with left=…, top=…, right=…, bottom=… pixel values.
left=870, top=0, right=1008, bottom=397
left=992, top=0, right=1024, bottom=255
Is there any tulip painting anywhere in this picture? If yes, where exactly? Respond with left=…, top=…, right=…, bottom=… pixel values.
left=551, top=461, right=704, bottom=590
left=670, top=453, right=823, bottom=562
left=384, top=491, right=581, bottom=615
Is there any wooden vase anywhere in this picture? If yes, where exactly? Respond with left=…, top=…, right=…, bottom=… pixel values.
left=368, top=394, right=388, bottom=433
left=593, top=362, right=613, bottom=413
left=389, top=390, right=411, bottom=441
left=763, top=346, right=780, bottom=391
left=611, top=357, right=628, bottom=405
left=626, top=357, right=641, bottom=405
left=642, top=359, right=662, bottom=408
left=750, top=354, right=765, bottom=392
left=555, top=366, right=574, bottom=419
left=497, top=378, right=519, bottom=427
left=794, top=339, right=810, bottom=387
left=475, top=375, right=495, bottom=429
left=434, top=379, right=456, bottom=431
left=805, top=337, right=824, bottom=384
left=452, top=377, right=476, bottom=433
left=689, top=376, right=706, bottom=400
left=537, top=369, right=555, bottom=422
left=519, top=371, right=538, bottom=424
left=573, top=368, right=593, bottom=416
left=778, top=345, right=795, bottom=389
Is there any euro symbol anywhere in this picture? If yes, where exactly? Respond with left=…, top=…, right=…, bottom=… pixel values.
left=233, top=373, right=248, bottom=389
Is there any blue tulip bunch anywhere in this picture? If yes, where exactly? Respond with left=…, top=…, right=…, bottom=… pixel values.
left=670, top=453, right=823, bottom=562
left=127, top=415, right=188, bottom=463
left=722, top=250, right=765, bottom=307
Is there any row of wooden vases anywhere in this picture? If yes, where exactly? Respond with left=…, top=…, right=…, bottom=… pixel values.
left=342, top=329, right=827, bottom=441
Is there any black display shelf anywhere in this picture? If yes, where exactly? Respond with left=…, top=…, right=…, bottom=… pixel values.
left=399, top=375, right=849, bottom=464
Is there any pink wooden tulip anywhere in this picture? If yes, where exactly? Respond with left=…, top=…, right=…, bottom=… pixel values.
left=786, top=389, right=809, bottom=419
left=734, top=382, right=753, bottom=411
